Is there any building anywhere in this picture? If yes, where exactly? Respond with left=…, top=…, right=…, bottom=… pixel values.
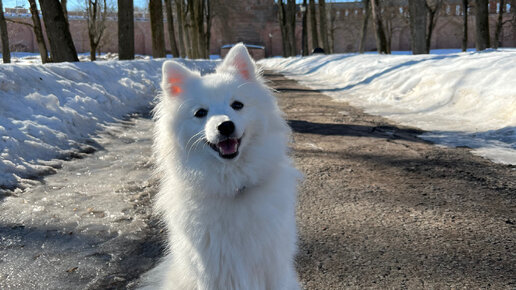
left=2, top=0, right=515, bottom=58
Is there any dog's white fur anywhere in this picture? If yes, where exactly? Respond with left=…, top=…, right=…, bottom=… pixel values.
left=142, top=44, right=300, bottom=290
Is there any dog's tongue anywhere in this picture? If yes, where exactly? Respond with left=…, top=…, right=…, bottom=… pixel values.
left=217, top=139, right=239, bottom=155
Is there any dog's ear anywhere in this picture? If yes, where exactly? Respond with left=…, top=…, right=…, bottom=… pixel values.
left=162, top=60, right=196, bottom=96
left=217, top=43, right=256, bottom=81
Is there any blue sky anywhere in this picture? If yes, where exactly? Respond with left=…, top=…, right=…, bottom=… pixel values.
left=4, top=0, right=355, bottom=11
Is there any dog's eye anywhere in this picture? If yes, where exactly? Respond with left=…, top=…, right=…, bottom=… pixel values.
left=194, top=108, right=208, bottom=118
left=231, top=101, right=244, bottom=110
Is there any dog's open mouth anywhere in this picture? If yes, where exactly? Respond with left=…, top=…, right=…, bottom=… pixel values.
left=209, top=138, right=241, bottom=159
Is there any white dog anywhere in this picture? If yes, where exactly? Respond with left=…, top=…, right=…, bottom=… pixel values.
left=142, top=44, right=300, bottom=290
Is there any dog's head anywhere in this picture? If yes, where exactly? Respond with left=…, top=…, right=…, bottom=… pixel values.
left=156, top=44, right=289, bottom=183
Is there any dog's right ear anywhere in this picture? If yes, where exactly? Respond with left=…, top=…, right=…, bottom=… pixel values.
left=161, top=61, right=196, bottom=97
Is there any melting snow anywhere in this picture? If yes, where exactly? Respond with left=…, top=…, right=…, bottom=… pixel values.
left=259, top=49, right=516, bottom=165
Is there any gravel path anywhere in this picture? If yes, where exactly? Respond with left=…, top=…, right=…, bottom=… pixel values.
left=267, top=71, right=516, bottom=289
left=1, top=72, right=514, bottom=289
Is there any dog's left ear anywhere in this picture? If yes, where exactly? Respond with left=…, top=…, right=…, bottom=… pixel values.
left=217, top=43, right=257, bottom=81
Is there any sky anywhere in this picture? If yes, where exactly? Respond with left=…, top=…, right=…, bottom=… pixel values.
left=4, top=0, right=356, bottom=11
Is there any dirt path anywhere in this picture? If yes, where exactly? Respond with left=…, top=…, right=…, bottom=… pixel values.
left=266, top=71, right=516, bottom=289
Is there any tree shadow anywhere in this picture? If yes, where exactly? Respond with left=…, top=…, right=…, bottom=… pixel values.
left=288, top=119, right=426, bottom=144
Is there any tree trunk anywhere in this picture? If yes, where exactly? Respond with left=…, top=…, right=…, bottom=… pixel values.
left=370, top=0, right=388, bottom=54
left=301, top=0, right=308, bottom=56
left=164, top=0, right=179, bottom=57
left=39, top=0, right=79, bottom=62
left=60, top=0, right=68, bottom=21
left=149, top=0, right=166, bottom=58
left=425, top=0, right=442, bottom=53
left=204, top=0, right=211, bottom=58
left=408, top=0, right=427, bottom=54
left=309, top=0, right=318, bottom=50
left=359, top=0, right=371, bottom=53
left=286, top=0, right=297, bottom=56
left=319, top=0, right=330, bottom=52
left=494, top=0, right=505, bottom=49
left=193, top=0, right=205, bottom=58
left=0, top=0, right=10, bottom=63
left=175, top=0, right=186, bottom=58
left=278, top=1, right=291, bottom=57
left=118, top=0, right=134, bottom=60
left=462, top=0, right=468, bottom=51
left=28, top=0, right=49, bottom=63
left=187, top=0, right=199, bottom=58
left=475, top=0, right=490, bottom=50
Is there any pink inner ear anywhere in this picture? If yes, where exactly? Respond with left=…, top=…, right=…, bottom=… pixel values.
left=235, top=60, right=250, bottom=80
left=168, top=77, right=183, bottom=95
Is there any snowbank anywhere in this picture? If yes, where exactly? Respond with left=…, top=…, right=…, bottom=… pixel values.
left=259, top=50, right=516, bottom=165
left=0, top=58, right=217, bottom=189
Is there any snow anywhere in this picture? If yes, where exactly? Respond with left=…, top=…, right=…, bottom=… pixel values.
left=0, top=57, right=218, bottom=190
left=259, top=49, right=516, bottom=165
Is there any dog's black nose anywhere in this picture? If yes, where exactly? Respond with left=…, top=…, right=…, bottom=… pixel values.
left=218, top=121, right=235, bottom=136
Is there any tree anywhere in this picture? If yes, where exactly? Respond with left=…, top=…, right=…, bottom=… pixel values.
left=27, top=0, right=50, bottom=63
left=175, top=0, right=186, bottom=57
left=164, top=0, right=179, bottom=57
left=150, top=0, right=166, bottom=58
left=475, top=0, right=490, bottom=50
left=370, top=0, right=388, bottom=53
left=301, top=0, right=308, bottom=56
left=309, top=0, right=318, bottom=50
left=462, top=0, right=469, bottom=51
left=493, top=0, right=506, bottom=49
left=0, top=0, right=10, bottom=63
left=425, top=0, right=443, bottom=53
left=408, top=0, right=427, bottom=54
left=191, top=0, right=210, bottom=58
left=319, top=0, right=330, bottom=52
left=118, top=0, right=134, bottom=60
left=85, top=0, right=109, bottom=61
left=359, top=0, right=371, bottom=53
left=278, top=0, right=291, bottom=57
left=61, top=0, right=68, bottom=21
left=39, top=0, right=79, bottom=62
left=286, top=0, right=297, bottom=55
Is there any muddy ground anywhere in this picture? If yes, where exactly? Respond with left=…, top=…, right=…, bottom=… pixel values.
left=267, top=72, right=516, bottom=289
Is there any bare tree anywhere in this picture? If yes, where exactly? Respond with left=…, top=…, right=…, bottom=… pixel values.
left=85, top=0, right=109, bottom=61
left=204, top=0, right=211, bottom=58
left=408, top=0, right=427, bottom=54
left=425, top=0, right=443, bottom=53
left=370, top=0, right=388, bottom=53
left=359, top=0, right=371, bottom=53
left=286, top=0, right=297, bottom=55
left=150, top=0, right=166, bottom=58
left=309, top=0, right=319, bottom=50
left=462, top=0, right=469, bottom=51
left=328, top=1, right=339, bottom=53
left=0, top=0, right=10, bottom=63
left=175, top=0, right=186, bottom=57
left=493, top=0, right=505, bottom=49
left=39, top=0, right=79, bottom=62
left=475, top=0, right=490, bottom=50
left=301, top=0, right=308, bottom=56
left=278, top=0, right=291, bottom=57
left=164, top=0, right=179, bottom=57
left=27, top=0, right=50, bottom=63
left=118, top=0, right=134, bottom=60
left=319, top=0, right=330, bottom=52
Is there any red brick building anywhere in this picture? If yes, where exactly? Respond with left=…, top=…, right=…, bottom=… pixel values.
left=3, top=0, right=515, bottom=58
